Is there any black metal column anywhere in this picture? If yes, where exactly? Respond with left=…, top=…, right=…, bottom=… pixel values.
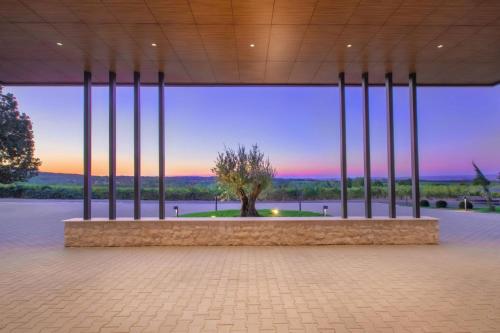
left=134, top=71, right=141, bottom=220
left=83, top=71, right=92, bottom=220
left=362, top=73, right=372, bottom=218
left=385, top=73, right=396, bottom=218
left=108, top=71, right=117, bottom=219
left=339, top=72, right=348, bottom=218
left=158, top=72, right=165, bottom=219
left=409, top=73, right=421, bottom=218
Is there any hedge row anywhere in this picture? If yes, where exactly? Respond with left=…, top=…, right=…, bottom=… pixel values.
left=0, top=183, right=385, bottom=200
left=0, top=183, right=493, bottom=201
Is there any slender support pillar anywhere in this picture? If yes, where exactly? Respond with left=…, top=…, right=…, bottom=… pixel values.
left=83, top=71, right=92, bottom=220
left=158, top=72, right=165, bottom=219
left=409, top=73, right=421, bottom=218
left=362, top=73, right=372, bottom=218
left=134, top=71, right=141, bottom=220
left=339, top=72, right=348, bottom=218
left=108, top=72, right=117, bottom=219
left=385, top=73, right=396, bottom=218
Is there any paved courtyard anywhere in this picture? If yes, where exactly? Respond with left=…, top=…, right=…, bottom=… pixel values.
left=1, top=199, right=500, bottom=333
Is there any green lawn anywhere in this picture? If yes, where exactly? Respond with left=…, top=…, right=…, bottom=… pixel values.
left=473, top=206, right=500, bottom=214
left=422, top=206, right=500, bottom=214
left=181, top=209, right=323, bottom=218
left=424, top=206, right=500, bottom=214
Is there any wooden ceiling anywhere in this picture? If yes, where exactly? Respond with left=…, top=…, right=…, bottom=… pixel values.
left=0, top=0, right=499, bottom=85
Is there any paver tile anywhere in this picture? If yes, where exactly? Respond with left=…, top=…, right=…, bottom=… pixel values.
left=1, top=200, right=500, bottom=332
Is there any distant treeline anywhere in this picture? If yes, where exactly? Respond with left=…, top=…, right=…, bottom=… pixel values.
left=1, top=174, right=497, bottom=200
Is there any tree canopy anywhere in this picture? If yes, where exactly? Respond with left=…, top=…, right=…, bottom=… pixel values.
left=212, top=145, right=275, bottom=217
left=0, top=86, right=41, bottom=184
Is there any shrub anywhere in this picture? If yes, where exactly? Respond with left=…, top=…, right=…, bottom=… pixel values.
left=435, top=200, right=448, bottom=208
left=458, top=200, right=474, bottom=210
left=420, top=199, right=430, bottom=207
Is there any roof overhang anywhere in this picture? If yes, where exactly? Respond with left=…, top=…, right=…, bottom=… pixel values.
left=1, top=0, right=499, bottom=86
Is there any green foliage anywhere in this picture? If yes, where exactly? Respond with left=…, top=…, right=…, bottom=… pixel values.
left=474, top=206, right=500, bottom=214
left=181, top=209, right=322, bottom=218
left=435, top=200, right=448, bottom=208
left=0, top=86, right=41, bottom=183
left=351, top=177, right=364, bottom=187
left=397, top=178, right=412, bottom=186
left=212, top=145, right=275, bottom=195
left=420, top=183, right=482, bottom=198
left=396, top=184, right=412, bottom=199
left=1, top=173, right=497, bottom=202
left=212, top=145, right=275, bottom=216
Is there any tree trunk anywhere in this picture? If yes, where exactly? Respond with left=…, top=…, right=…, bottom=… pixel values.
left=245, top=183, right=262, bottom=217
left=246, top=197, right=259, bottom=217
left=238, top=188, right=249, bottom=217
left=238, top=186, right=261, bottom=217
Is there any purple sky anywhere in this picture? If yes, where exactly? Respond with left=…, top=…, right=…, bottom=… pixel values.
left=4, top=85, right=500, bottom=178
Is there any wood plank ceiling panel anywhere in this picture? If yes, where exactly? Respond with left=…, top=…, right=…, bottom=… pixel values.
left=232, top=0, right=273, bottom=24
left=272, top=0, right=317, bottom=24
left=0, top=0, right=499, bottom=84
left=235, top=25, right=270, bottom=62
left=145, top=0, right=195, bottom=24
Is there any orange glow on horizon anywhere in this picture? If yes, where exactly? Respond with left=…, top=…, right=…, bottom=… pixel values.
left=40, top=158, right=342, bottom=178
left=40, top=158, right=215, bottom=177
left=38, top=156, right=476, bottom=178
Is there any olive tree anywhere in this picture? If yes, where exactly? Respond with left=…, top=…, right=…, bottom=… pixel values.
left=212, top=145, right=275, bottom=217
left=0, top=86, right=41, bottom=184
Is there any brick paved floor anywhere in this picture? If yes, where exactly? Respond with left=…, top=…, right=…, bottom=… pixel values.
left=1, top=200, right=500, bottom=332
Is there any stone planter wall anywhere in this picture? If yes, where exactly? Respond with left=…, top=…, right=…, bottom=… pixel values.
left=64, top=217, right=439, bottom=247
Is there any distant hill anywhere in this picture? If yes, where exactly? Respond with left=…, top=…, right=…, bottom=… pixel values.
left=4, top=172, right=496, bottom=201
left=27, top=172, right=495, bottom=186
left=27, top=172, right=217, bottom=187
left=27, top=172, right=339, bottom=187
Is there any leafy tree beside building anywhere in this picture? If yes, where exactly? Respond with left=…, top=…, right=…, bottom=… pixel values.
left=0, top=86, right=40, bottom=184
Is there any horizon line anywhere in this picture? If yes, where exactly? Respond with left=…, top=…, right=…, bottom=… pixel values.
left=35, top=171, right=485, bottom=180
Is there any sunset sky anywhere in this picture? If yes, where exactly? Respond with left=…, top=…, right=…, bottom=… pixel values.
left=4, top=85, right=500, bottom=178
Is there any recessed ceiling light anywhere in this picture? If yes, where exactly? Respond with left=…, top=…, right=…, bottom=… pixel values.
left=347, top=44, right=352, bottom=48
left=249, top=43, right=255, bottom=48
left=56, top=42, right=63, bottom=46
left=151, top=43, right=157, bottom=47
left=437, top=44, right=444, bottom=48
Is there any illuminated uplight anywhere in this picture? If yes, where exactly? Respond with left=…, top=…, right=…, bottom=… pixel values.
left=271, top=209, right=279, bottom=215
left=437, top=44, right=444, bottom=48
left=211, top=215, right=216, bottom=218
left=151, top=43, right=157, bottom=47
left=347, top=44, right=352, bottom=48
left=56, top=42, right=63, bottom=46
left=249, top=43, right=255, bottom=48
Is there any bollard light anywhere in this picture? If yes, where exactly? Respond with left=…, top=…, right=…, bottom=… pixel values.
left=464, top=198, right=468, bottom=212
left=173, top=206, right=179, bottom=217
left=215, top=195, right=218, bottom=212
left=323, top=205, right=328, bottom=217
